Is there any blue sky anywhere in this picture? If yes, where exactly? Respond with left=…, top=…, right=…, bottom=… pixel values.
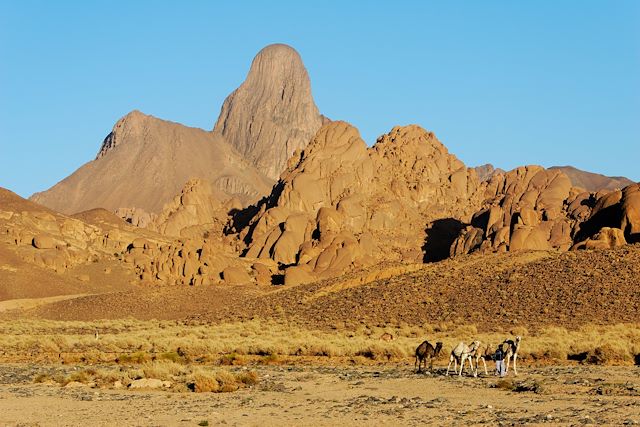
left=1, top=1, right=638, bottom=198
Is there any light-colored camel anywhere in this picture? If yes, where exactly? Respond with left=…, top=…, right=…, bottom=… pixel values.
left=446, top=340, right=480, bottom=377
left=414, top=341, right=443, bottom=373
left=503, top=336, right=521, bottom=376
left=475, top=343, right=494, bottom=376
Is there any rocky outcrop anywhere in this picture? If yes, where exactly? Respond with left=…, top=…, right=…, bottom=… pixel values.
left=572, top=227, right=627, bottom=250
left=573, top=183, right=640, bottom=245
left=114, top=207, right=157, bottom=228
left=239, top=121, right=485, bottom=283
left=449, top=168, right=639, bottom=255
left=31, top=44, right=330, bottom=218
left=1, top=188, right=138, bottom=274
left=450, top=166, right=582, bottom=255
left=148, top=179, right=232, bottom=238
left=213, top=44, right=325, bottom=180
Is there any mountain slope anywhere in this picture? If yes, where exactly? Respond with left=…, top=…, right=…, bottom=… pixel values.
left=31, top=111, right=273, bottom=214
left=549, top=165, right=634, bottom=192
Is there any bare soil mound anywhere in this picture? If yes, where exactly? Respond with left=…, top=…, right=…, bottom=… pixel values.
left=22, top=245, right=640, bottom=330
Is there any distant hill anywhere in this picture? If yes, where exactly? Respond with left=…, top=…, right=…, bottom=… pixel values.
left=473, top=164, right=505, bottom=182
left=549, top=165, right=634, bottom=192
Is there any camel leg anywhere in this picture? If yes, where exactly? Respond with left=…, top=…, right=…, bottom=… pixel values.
left=429, top=357, right=434, bottom=372
left=459, top=355, right=466, bottom=376
left=446, top=356, right=453, bottom=376
left=468, top=356, right=477, bottom=377
left=513, top=355, right=518, bottom=376
left=482, top=357, right=488, bottom=375
left=505, top=356, right=510, bottom=374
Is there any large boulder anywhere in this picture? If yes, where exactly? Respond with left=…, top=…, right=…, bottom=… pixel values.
left=222, top=266, right=252, bottom=285
left=32, top=234, right=56, bottom=249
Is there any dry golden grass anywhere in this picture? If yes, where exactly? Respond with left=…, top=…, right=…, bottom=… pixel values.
left=31, top=361, right=258, bottom=393
left=1, top=319, right=639, bottom=366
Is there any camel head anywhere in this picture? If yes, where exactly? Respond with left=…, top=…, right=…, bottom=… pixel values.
left=470, top=340, right=480, bottom=351
left=435, top=342, right=443, bottom=355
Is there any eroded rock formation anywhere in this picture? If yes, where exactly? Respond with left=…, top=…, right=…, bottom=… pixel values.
left=449, top=167, right=639, bottom=256
left=238, top=121, right=485, bottom=284
left=213, top=44, right=325, bottom=180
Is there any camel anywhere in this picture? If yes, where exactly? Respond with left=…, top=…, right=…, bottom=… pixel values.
left=446, top=340, right=481, bottom=377
left=414, top=341, right=443, bottom=373
left=503, top=336, right=521, bottom=376
left=475, top=343, right=494, bottom=376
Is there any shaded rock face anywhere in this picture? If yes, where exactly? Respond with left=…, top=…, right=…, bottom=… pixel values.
left=573, top=183, right=640, bottom=245
left=238, top=121, right=485, bottom=282
left=213, top=44, right=324, bottom=180
left=31, top=111, right=273, bottom=214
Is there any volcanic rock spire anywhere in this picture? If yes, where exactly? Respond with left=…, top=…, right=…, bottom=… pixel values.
left=213, top=44, right=325, bottom=180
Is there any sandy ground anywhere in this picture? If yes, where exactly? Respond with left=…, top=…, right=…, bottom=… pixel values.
left=0, top=363, right=638, bottom=426
left=0, top=295, right=93, bottom=313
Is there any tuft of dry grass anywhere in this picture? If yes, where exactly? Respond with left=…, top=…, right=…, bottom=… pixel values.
left=34, top=362, right=258, bottom=393
left=187, top=368, right=257, bottom=393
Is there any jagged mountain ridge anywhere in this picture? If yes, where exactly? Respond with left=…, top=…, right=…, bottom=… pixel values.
left=30, top=43, right=325, bottom=216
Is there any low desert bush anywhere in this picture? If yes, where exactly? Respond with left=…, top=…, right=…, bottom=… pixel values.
left=116, top=351, right=149, bottom=364
left=218, top=353, right=247, bottom=366
left=585, top=344, right=632, bottom=365
left=188, top=371, right=220, bottom=393
left=187, top=368, right=257, bottom=393
left=141, top=361, right=185, bottom=380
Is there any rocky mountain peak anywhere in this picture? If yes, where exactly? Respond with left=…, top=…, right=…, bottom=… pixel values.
left=96, top=110, right=147, bottom=159
left=213, top=43, right=324, bottom=180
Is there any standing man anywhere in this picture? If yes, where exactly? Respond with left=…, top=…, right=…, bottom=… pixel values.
left=494, top=344, right=506, bottom=377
